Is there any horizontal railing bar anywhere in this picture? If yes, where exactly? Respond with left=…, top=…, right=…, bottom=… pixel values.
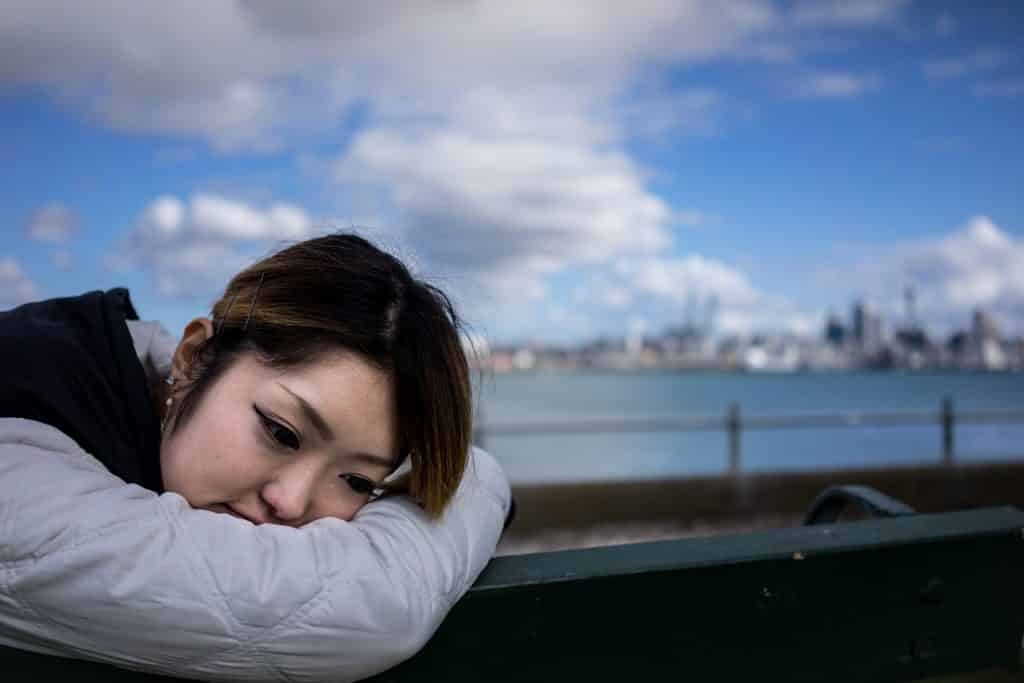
left=481, top=417, right=725, bottom=435
left=957, top=412, right=1024, bottom=424
left=477, top=410, right=1024, bottom=436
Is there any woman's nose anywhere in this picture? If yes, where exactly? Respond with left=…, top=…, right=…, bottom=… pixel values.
left=261, top=460, right=321, bottom=523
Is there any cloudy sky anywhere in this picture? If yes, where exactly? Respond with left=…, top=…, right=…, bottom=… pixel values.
left=1, top=0, right=1022, bottom=344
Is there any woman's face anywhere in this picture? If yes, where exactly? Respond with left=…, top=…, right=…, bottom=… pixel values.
left=160, top=318, right=398, bottom=526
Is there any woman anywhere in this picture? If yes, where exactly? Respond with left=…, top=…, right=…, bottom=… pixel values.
left=0, top=233, right=512, bottom=681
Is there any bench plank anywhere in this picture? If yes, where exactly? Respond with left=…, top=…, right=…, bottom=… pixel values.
left=2, top=507, right=1022, bottom=682
left=372, top=507, right=1024, bottom=683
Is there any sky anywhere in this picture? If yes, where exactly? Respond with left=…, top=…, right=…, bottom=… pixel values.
left=1, top=0, right=1022, bottom=345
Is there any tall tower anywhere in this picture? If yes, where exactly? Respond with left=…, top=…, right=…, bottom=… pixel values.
left=685, top=290, right=697, bottom=331
left=852, top=300, right=866, bottom=345
left=703, top=294, right=718, bottom=337
left=972, top=309, right=999, bottom=344
left=851, top=300, right=881, bottom=352
left=904, top=285, right=917, bottom=329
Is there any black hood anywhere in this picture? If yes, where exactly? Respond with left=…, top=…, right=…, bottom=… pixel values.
left=0, top=288, right=164, bottom=492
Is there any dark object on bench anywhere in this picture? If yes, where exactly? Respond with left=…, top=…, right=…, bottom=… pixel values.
left=2, top=493, right=1023, bottom=682
left=804, top=483, right=918, bottom=525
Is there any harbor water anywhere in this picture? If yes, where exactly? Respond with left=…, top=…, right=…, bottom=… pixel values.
left=475, top=371, right=1024, bottom=484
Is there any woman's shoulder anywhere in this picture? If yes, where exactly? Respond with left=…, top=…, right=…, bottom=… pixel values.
left=0, top=417, right=89, bottom=455
left=0, top=291, right=107, bottom=357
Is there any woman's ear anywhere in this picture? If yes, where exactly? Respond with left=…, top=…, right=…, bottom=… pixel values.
left=170, top=317, right=214, bottom=382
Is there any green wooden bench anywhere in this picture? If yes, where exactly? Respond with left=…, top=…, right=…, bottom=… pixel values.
left=3, top=489, right=1023, bottom=682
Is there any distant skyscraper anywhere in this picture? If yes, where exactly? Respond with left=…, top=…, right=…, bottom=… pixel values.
left=865, top=313, right=883, bottom=351
left=851, top=300, right=882, bottom=352
left=972, top=308, right=1000, bottom=344
left=904, top=285, right=917, bottom=328
left=703, top=294, right=718, bottom=337
left=825, top=314, right=845, bottom=346
left=685, top=290, right=697, bottom=330
left=971, top=308, right=1005, bottom=369
left=852, top=300, right=866, bottom=344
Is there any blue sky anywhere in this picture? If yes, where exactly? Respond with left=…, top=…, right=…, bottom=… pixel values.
left=2, top=1, right=1022, bottom=344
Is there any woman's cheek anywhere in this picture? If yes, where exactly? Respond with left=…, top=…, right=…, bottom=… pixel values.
left=159, top=441, right=190, bottom=500
left=160, top=429, right=220, bottom=505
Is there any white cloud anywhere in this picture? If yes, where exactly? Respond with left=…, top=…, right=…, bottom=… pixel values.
left=615, top=254, right=760, bottom=304
left=133, top=194, right=311, bottom=242
left=0, top=258, right=42, bottom=308
left=146, top=242, right=256, bottom=298
left=1, top=1, right=916, bottom=339
left=190, top=195, right=312, bottom=240
left=923, top=49, right=1008, bottom=81
left=0, top=1, right=783, bottom=150
left=26, top=202, right=77, bottom=242
left=933, top=12, right=956, bottom=37
left=335, top=94, right=673, bottom=308
left=596, top=284, right=635, bottom=310
left=843, top=216, right=1024, bottom=335
left=96, top=80, right=286, bottom=153
left=115, top=194, right=315, bottom=297
left=674, top=210, right=712, bottom=227
left=140, top=196, right=186, bottom=236
left=0, top=1, right=907, bottom=152
left=975, top=79, right=1024, bottom=97
left=617, top=85, right=723, bottom=140
left=797, top=71, right=880, bottom=97
left=418, top=227, right=813, bottom=343
left=790, top=0, right=909, bottom=27
left=565, top=254, right=815, bottom=337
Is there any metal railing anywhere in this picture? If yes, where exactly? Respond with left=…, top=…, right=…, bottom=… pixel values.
left=473, top=397, right=1024, bottom=475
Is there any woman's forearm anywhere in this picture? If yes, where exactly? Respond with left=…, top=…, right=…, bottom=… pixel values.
left=0, top=417, right=510, bottom=682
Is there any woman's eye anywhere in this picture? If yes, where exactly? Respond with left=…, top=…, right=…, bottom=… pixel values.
left=255, top=408, right=300, bottom=450
left=340, top=473, right=376, bottom=496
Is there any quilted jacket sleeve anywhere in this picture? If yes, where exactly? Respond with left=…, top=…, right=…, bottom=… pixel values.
left=0, top=416, right=510, bottom=682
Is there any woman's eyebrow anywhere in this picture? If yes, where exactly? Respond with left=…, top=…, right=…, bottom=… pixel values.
left=277, top=382, right=335, bottom=442
left=276, top=382, right=395, bottom=469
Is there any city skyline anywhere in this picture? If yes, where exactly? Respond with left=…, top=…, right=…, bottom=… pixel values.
left=478, top=296, right=1020, bottom=373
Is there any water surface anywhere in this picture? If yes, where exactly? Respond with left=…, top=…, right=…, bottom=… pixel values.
left=474, top=371, right=1024, bottom=483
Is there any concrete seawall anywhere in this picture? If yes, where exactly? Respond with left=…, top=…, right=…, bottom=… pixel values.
left=497, top=460, right=1024, bottom=555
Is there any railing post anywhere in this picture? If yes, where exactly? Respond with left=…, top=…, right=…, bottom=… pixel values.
left=727, top=402, right=741, bottom=476
left=941, top=396, right=954, bottom=465
left=473, top=403, right=487, bottom=450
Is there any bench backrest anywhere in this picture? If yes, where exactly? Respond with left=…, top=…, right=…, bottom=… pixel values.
left=2, top=507, right=1023, bottom=682
left=372, top=507, right=1024, bottom=682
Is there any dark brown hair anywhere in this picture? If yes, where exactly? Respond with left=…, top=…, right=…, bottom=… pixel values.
left=161, top=233, right=471, bottom=519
